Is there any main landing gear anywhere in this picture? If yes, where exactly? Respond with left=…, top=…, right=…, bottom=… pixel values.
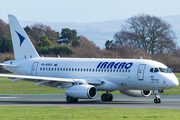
left=66, top=96, right=78, bottom=103
left=154, top=90, right=161, bottom=104
left=101, top=92, right=113, bottom=102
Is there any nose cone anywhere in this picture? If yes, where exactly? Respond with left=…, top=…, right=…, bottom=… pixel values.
left=169, top=74, right=179, bottom=88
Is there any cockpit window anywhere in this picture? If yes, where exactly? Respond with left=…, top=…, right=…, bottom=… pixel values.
left=150, top=68, right=154, bottom=73
left=154, top=68, right=159, bottom=73
left=150, top=67, right=172, bottom=73
left=167, top=68, right=172, bottom=73
left=159, top=68, right=169, bottom=73
left=159, top=68, right=172, bottom=73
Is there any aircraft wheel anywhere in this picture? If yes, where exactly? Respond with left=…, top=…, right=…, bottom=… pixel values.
left=107, top=94, right=113, bottom=101
left=73, top=98, right=78, bottom=103
left=66, top=96, right=73, bottom=103
left=66, top=96, right=78, bottom=103
left=154, top=98, right=161, bottom=104
left=101, top=94, right=107, bottom=101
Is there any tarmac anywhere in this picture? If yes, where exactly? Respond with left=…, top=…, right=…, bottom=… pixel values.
left=0, top=94, right=180, bottom=109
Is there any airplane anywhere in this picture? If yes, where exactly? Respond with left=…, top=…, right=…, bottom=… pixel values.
left=0, top=14, right=179, bottom=104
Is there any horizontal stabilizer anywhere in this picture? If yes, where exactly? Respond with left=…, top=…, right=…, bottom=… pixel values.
left=0, top=63, right=18, bottom=68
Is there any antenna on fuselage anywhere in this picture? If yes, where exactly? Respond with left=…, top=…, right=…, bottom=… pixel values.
left=140, top=56, right=143, bottom=59
left=58, top=55, right=60, bottom=58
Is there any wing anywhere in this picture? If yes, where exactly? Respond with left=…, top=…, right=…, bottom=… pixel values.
left=0, top=74, right=102, bottom=88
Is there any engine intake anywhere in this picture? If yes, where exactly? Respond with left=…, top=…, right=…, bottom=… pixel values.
left=65, top=85, right=97, bottom=99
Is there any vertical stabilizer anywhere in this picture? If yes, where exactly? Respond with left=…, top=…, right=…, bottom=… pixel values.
left=8, top=14, right=40, bottom=60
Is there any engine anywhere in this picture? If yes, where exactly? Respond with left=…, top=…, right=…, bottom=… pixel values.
left=120, top=90, right=151, bottom=97
left=65, top=85, right=97, bottom=99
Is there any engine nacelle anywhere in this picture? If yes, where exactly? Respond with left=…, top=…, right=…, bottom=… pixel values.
left=65, top=85, right=97, bottom=99
left=120, top=90, right=151, bottom=97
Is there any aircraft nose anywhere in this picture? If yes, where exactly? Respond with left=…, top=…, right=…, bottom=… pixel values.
left=170, top=75, right=179, bottom=87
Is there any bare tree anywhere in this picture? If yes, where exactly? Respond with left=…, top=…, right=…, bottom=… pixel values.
left=114, top=14, right=176, bottom=55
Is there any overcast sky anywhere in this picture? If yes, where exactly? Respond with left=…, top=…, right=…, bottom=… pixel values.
left=1, top=0, right=180, bottom=23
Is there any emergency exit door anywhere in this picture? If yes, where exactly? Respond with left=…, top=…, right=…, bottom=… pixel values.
left=137, top=64, right=146, bottom=81
left=31, top=62, right=39, bottom=76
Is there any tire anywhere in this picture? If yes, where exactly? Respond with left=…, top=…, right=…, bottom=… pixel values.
left=154, top=98, right=158, bottom=104
left=66, top=96, right=73, bottom=103
left=107, top=94, right=113, bottom=102
left=73, top=98, right=78, bottom=103
left=101, top=94, right=107, bottom=101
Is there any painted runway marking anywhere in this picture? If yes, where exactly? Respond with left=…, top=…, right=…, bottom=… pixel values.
left=0, top=97, right=19, bottom=99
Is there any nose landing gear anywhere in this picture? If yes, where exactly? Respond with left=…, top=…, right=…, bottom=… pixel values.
left=154, top=90, right=161, bottom=104
left=154, top=93, right=161, bottom=103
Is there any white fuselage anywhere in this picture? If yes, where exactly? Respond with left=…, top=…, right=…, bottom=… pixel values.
left=3, top=58, right=178, bottom=91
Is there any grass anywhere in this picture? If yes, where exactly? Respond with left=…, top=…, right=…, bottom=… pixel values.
left=0, top=73, right=179, bottom=95
left=0, top=106, right=180, bottom=120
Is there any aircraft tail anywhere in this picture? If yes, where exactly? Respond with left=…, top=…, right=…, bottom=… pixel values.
left=8, top=14, right=40, bottom=60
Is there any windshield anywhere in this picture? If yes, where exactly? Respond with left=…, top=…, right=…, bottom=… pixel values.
left=159, top=68, right=169, bottom=73
left=150, top=67, right=172, bottom=73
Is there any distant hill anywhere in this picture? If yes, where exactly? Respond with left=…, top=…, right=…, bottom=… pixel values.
left=4, top=15, right=180, bottom=49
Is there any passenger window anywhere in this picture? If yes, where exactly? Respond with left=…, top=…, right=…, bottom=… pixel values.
left=75, top=68, right=77, bottom=71
left=86, top=68, right=88, bottom=72
left=63, top=68, right=65, bottom=71
left=110, top=69, right=112, bottom=72
left=72, top=68, right=74, bottom=71
left=154, top=68, right=159, bottom=73
left=66, top=68, right=68, bottom=71
left=150, top=68, right=154, bottom=73
left=57, top=68, right=59, bottom=71
left=92, top=69, right=94, bottom=72
left=104, top=69, right=106, bottom=72
left=125, top=70, right=127, bottom=72
left=49, top=68, right=51, bottom=71
left=54, top=68, right=56, bottom=71
left=116, top=69, right=118, bottom=72
left=69, top=68, right=71, bottom=71
left=101, top=69, right=103, bottom=72
left=128, top=69, right=130, bottom=73
left=107, top=69, right=109, bottom=72
left=89, top=69, right=91, bottom=72
left=113, top=69, right=115, bottom=72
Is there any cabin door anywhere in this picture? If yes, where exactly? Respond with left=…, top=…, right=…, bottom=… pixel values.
left=31, top=62, right=39, bottom=76
left=137, top=64, right=146, bottom=81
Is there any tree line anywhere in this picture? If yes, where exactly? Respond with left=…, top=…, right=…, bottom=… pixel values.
left=105, top=14, right=180, bottom=71
left=1, top=14, right=180, bottom=71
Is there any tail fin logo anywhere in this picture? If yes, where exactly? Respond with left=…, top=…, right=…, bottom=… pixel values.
left=15, top=31, right=25, bottom=47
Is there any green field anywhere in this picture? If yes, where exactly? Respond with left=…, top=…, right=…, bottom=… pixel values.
left=0, top=74, right=180, bottom=119
left=0, top=73, right=180, bottom=95
left=0, top=106, right=179, bottom=120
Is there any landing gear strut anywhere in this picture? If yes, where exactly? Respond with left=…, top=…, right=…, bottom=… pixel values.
left=66, top=96, right=78, bottom=103
left=154, top=90, right=161, bottom=104
left=101, top=92, right=113, bottom=102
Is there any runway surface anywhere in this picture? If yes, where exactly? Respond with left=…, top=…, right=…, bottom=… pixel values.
left=0, top=94, right=180, bottom=109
